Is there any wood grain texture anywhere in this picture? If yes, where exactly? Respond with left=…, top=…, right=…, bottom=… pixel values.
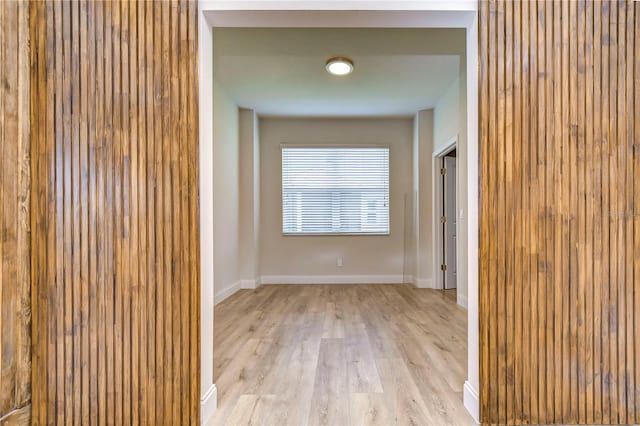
left=209, top=285, right=473, bottom=426
left=0, top=0, right=31, bottom=423
left=28, top=1, right=200, bottom=424
left=479, top=1, right=640, bottom=424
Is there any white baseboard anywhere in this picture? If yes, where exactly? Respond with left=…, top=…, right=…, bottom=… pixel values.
left=260, top=274, right=404, bottom=285
left=463, top=381, right=480, bottom=424
left=403, top=274, right=415, bottom=284
left=201, top=384, right=217, bottom=425
left=239, top=279, right=259, bottom=290
left=414, top=278, right=434, bottom=289
left=458, top=292, right=468, bottom=309
left=214, top=281, right=240, bottom=305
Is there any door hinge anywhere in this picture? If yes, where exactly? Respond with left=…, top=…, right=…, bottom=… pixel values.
left=440, top=168, right=447, bottom=175
left=441, top=216, right=447, bottom=224
left=441, top=264, right=447, bottom=271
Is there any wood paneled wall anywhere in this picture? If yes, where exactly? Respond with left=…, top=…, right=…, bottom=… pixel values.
left=29, top=1, right=200, bottom=424
left=479, top=0, right=639, bottom=424
left=0, top=0, right=31, bottom=424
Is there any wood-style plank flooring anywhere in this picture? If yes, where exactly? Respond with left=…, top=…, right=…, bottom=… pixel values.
left=208, top=284, right=473, bottom=426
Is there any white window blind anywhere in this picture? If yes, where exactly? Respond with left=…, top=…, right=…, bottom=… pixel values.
left=282, top=146, right=390, bottom=235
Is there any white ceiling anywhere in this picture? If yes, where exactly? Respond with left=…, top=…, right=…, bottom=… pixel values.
left=213, top=28, right=464, bottom=117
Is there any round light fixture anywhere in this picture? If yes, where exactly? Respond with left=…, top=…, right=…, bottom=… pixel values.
left=325, top=57, right=354, bottom=75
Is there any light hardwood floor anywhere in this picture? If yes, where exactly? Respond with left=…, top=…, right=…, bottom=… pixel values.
left=208, top=284, right=473, bottom=426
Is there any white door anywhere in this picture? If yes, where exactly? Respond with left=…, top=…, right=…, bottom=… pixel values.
left=443, top=156, right=457, bottom=289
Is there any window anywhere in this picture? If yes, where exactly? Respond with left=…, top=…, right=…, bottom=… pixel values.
left=282, top=146, right=390, bottom=235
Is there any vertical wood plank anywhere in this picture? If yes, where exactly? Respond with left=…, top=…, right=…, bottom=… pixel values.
left=45, top=1, right=56, bottom=421
left=478, top=2, right=490, bottom=422
left=560, top=0, right=571, bottom=420
left=29, top=2, right=42, bottom=423
left=583, top=1, right=595, bottom=423
left=144, top=1, right=156, bottom=424
left=633, top=2, right=640, bottom=423
left=496, top=2, right=507, bottom=423
left=615, top=2, right=627, bottom=422
left=484, top=0, right=500, bottom=421
left=152, top=0, right=165, bottom=422
left=0, top=0, right=6, bottom=412
left=15, top=0, right=31, bottom=412
left=1, top=0, right=17, bottom=417
left=535, top=1, right=547, bottom=421
left=52, top=3, right=67, bottom=423
left=0, top=0, right=32, bottom=421
left=624, top=2, right=636, bottom=424
left=162, top=0, right=174, bottom=422
left=93, top=2, right=107, bottom=424
left=609, top=1, right=619, bottom=421
left=179, top=1, right=190, bottom=423
left=520, top=1, right=531, bottom=422
left=511, top=0, right=522, bottom=422
left=122, top=1, right=133, bottom=422
left=102, top=1, right=115, bottom=422
left=480, top=1, right=639, bottom=423
left=551, top=0, right=564, bottom=421
left=112, top=2, right=124, bottom=424
left=600, top=1, right=612, bottom=422
left=135, top=1, right=148, bottom=424
left=576, top=2, right=586, bottom=422
left=28, top=1, right=200, bottom=424
left=503, top=2, right=515, bottom=423
left=543, top=0, right=555, bottom=420
left=529, top=1, right=540, bottom=422
left=592, top=2, right=603, bottom=422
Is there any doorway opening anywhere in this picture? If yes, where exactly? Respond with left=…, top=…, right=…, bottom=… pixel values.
left=434, top=138, right=458, bottom=292
left=198, top=4, right=480, bottom=425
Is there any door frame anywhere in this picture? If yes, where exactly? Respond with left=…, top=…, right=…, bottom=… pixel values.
left=433, top=135, right=458, bottom=292
left=198, top=2, right=480, bottom=424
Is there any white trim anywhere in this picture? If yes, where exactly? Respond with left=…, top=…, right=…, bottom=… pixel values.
left=260, top=275, right=404, bottom=285
left=214, top=281, right=241, bottom=305
left=463, top=381, right=480, bottom=424
left=457, top=292, right=468, bottom=309
left=465, top=13, right=480, bottom=412
left=239, top=279, right=259, bottom=290
left=280, top=143, right=391, bottom=149
left=432, top=135, right=458, bottom=291
left=433, top=134, right=459, bottom=157
left=201, top=384, right=217, bottom=425
left=198, top=3, right=216, bottom=421
left=203, top=1, right=478, bottom=12
left=414, top=278, right=434, bottom=289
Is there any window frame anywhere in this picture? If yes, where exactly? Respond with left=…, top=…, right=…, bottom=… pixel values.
left=280, top=143, right=391, bottom=236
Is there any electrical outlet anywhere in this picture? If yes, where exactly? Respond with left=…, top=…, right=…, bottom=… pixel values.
left=337, top=257, right=343, bottom=267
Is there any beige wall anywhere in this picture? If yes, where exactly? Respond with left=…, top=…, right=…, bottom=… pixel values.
left=238, top=108, right=260, bottom=283
left=258, top=117, right=413, bottom=280
left=238, top=109, right=259, bottom=280
left=412, top=110, right=435, bottom=288
left=213, top=80, right=240, bottom=300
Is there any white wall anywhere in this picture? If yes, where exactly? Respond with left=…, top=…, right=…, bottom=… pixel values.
left=213, top=80, right=241, bottom=302
left=434, top=77, right=460, bottom=153
left=433, top=65, right=468, bottom=307
left=411, top=110, right=436, bottom=289
left=258, top=117, right=413, bottom=281
left=238, top=108, right=261, bottom=286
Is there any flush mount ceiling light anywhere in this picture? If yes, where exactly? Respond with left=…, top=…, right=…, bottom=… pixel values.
left=325, top=57, right=354, bottom=75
